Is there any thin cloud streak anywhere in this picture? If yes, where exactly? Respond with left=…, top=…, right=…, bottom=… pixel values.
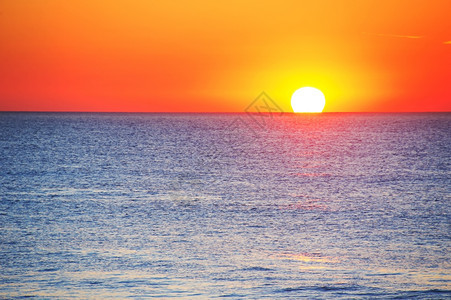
left=363, top=32, right=423, bottom=39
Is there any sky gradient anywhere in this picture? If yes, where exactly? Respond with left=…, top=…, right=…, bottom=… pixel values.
left=0, top=0, right=450, bottom=112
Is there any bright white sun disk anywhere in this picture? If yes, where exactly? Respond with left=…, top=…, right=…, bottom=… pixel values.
left=291, top=87, right=326, bottom=113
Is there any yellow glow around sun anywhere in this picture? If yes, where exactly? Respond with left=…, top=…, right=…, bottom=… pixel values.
left=291, top=87, right=326, bottom=113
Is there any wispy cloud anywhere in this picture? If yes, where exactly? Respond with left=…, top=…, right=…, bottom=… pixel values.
left=363, top=32, right=422, bottom=39
left=378, top=33, right=422, bottom=39
left=444, top=41, right=451, bottom=44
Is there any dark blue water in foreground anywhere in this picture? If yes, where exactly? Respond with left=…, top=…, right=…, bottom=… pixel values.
left=0, top=112, right=450, bottom=299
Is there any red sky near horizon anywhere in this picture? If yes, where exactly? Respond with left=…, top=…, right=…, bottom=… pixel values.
left=0, top=0, right=450, bottom=112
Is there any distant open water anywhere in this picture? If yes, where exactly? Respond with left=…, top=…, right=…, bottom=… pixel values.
left=0, top=112, right=450, bottom=299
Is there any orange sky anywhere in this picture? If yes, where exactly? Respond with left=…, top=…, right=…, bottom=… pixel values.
left=0, top=0, right=450, bottom=112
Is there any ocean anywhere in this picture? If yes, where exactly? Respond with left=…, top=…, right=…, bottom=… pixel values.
left=0, top=112, right=450, bottom=299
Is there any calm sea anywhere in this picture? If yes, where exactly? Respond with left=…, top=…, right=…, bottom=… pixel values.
left=0, top=112, right=450, bottom=299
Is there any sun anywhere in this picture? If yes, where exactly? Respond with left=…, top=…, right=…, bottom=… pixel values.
left=291, top=87, right=326, bottom=113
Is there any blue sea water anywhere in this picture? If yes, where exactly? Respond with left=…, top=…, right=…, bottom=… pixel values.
left=0, top=112, right=450, bottom=299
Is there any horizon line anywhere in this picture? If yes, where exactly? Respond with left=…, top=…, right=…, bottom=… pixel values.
left=0, top=111, right=450, bottom=114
